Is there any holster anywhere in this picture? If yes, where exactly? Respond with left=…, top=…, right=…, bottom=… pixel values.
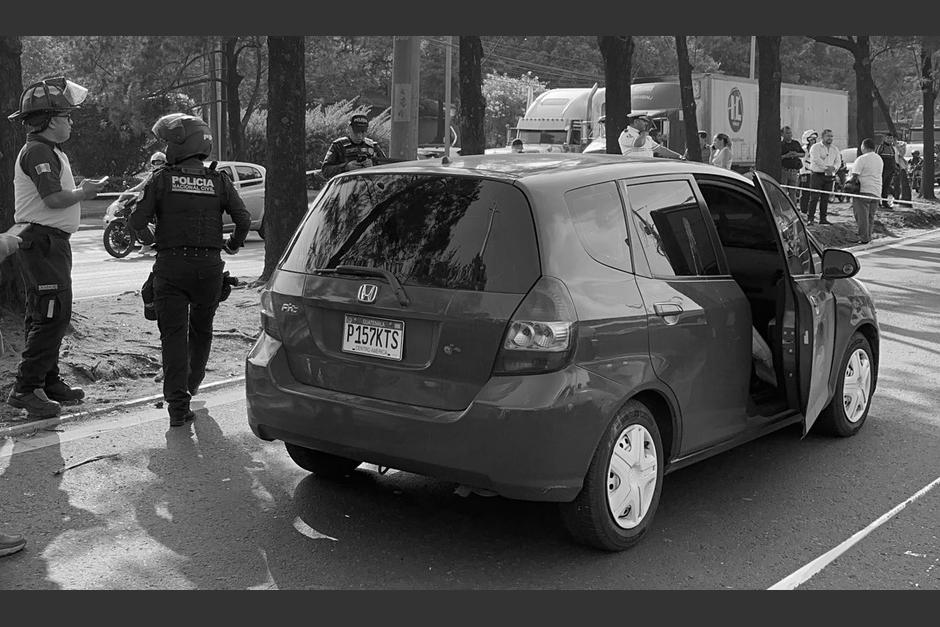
left=220, top=271, right=239, bottom=302
left=142, top=272, right=156, bottom=320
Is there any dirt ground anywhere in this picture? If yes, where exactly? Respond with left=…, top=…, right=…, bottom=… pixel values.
left=805, top=195, right=940, bottom=249
left=2, top=196, right=940, bottom=429
left=0, top=285, right=261, bottom=429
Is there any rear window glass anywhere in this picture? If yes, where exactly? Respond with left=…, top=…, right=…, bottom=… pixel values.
left=281, top=173, right=541, bottom=293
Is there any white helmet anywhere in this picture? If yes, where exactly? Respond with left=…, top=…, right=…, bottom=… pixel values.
left=149, top=151, right=167, bottom=166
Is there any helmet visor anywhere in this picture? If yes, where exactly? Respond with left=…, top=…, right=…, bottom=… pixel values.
left=41, top=77, right=89, bottom=107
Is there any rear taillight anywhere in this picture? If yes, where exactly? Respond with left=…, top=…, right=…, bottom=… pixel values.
left=259, top=289, right=281, bottom=340
left=492, top=276, right=578, bottom=375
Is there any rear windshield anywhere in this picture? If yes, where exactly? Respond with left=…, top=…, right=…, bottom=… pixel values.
left=281, top=173, right=541, bottom=293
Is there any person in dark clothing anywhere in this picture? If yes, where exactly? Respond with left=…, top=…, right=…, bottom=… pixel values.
left=875, top=133, right=899, bottom=208
left=321, top=114, right=388, bottom=179
left=1, top=233, right=28, bottom=558
left=780, top=126, right=804, bottom=206
left=5, top=77, right=107, bottom=419
left=130, top=113, right=251, bottom=427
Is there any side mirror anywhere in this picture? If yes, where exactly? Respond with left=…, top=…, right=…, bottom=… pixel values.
left=821, top=248, right=860, bottom=279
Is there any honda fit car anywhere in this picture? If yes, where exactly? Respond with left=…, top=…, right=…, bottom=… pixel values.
left=246, top=153, right=878, bottom=551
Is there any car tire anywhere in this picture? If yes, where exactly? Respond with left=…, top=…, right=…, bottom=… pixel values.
left=284, top=442, right=361, bottom=478
left=559, top=400, right=664, bottom=551
left=816, top=332, right=874, bottom=437
left=257, top=223, right=265, bottom=240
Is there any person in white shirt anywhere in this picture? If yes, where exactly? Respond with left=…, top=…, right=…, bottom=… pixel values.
left=798, top=130, right=818, bottom=214
left=851, top=138, right=884, bottom=244
left=711, top=133, right=733, bottom=169
left=618, top=114, right=683, bottom=160
left=806, top=128, right=841, bottom=225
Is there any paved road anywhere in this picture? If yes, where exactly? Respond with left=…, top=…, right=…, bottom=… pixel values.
left=71, top=229, right=266, bottom=301
left=2, top=232, right=938, bottom=589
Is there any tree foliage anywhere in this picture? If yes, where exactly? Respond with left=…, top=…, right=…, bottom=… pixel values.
left=482, top=71, right=546, bottom=147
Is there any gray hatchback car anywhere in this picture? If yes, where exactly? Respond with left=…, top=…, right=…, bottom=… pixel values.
left=246, top=153, right=878, bottom=551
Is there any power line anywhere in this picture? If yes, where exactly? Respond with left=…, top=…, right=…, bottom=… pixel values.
left=425, top=37, right=602, bottom=84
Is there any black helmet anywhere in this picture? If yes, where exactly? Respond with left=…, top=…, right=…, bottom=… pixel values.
left=151, top=113, right=212, bottom=164
left=8, top=76, right=88, bottom=123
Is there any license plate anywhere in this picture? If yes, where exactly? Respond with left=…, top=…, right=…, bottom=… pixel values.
left=341, top=314, right=404, bottom=361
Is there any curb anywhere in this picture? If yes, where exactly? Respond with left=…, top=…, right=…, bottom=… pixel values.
left=0, top=375, right=246, bottom=439
left=845, top=224, right=940, bottom=254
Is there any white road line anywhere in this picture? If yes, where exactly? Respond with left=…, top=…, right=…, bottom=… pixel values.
left=768, top=474, right=940, bottom=590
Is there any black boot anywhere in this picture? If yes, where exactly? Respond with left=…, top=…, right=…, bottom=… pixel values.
left=44, top=378, right=85, bottom=403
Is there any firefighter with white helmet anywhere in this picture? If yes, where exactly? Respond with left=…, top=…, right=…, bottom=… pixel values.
left=130, top=113, right=251, bottom=427
left=5, top=77, right=107, bottom=419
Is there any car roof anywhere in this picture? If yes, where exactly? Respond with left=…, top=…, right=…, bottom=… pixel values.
left=207, top=160, right=266, bottom=173
left=348, top=153, right=752, bottom=186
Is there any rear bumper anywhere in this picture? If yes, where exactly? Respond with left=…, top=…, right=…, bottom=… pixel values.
left=245, top=333, right=623, bottom=502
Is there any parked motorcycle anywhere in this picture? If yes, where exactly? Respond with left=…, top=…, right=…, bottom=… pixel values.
left=102, top=192, right=155, bottom=258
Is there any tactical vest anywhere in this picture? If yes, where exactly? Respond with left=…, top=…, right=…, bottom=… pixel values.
left=150, top=163, right=227, bottom=250
left=333, top=137, right=380, bottom=163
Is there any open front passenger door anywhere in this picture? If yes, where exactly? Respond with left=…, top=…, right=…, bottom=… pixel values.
left=749, top=172, right=836, bottom=435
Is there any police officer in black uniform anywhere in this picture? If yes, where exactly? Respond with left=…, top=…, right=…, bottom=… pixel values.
left=321, top=114, right=388, bottom=179
left=130, top=113, right=251, bottom=427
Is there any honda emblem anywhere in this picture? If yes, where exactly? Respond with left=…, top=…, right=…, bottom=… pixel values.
left=357, top=283, right=378, bottom=303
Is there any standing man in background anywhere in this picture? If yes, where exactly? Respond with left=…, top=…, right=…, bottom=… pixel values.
left=851, top=138, right=883, bottom=244
left=806, top=128, right=840, bottom=225
left=875, top=132, right=899, bottom=208
left=619, top=114, right=683, bottom=159
left=5, top=77, right=107, bottom=419
left=321, top=114, right=388, bottom=179
left=780, top=126, right=804, bottom=205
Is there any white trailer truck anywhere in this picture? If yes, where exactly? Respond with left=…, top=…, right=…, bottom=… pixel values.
left=490, top=73, right=849, bottom=172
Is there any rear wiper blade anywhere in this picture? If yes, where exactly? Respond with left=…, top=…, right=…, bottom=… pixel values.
left=313, top=265, right=410, bottom=307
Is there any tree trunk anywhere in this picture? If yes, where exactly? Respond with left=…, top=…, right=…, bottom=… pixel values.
left=676, top=36, right=701, bottom=162
left=854, top=37, right=875, bottom=143
left=259, top=36, right=307, bottom=283
left=598, top=36, right=633, bottom=155
left=921, top=37, right=936, bottom=200
left=0, top=35, right=25, bottom=313
left=872, top=82, right=896, bottom=138
left=223, top=37, right=245, bottom=161
left=811, top=36, right=875, bottom=147
left=458, top=36, right=485, bottom=155
left=756, top=36, right=782, bottom=179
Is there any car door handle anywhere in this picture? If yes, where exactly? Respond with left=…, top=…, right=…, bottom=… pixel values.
left=654, top=303, right=683, bottom=318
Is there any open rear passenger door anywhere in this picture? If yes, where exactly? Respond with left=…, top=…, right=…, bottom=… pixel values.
left=749, top=172, right=836, bottom=435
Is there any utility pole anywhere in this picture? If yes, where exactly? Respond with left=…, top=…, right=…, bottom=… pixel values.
left=749, top=36, right=756, bottom=80
left=444, top=36, right=453, bottom=160
left=207, top=40, right=220, bottom=161
left=390, top=36, right=420, bottom=161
